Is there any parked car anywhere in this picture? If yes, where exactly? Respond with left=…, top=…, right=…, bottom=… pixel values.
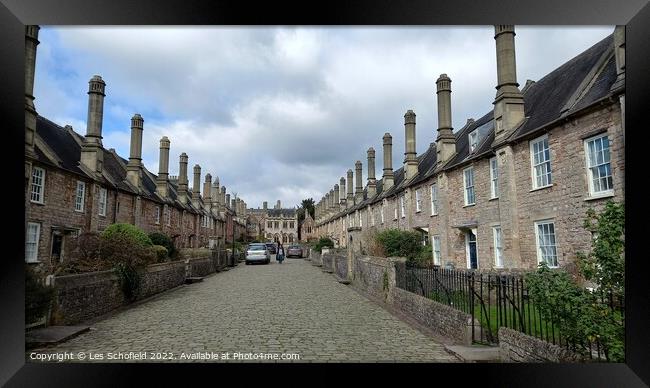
left=286, top=244, right=304, bottom=258
left=246, top=243, right=270, bottom=265
left=265, top=242, right=277, bottom=254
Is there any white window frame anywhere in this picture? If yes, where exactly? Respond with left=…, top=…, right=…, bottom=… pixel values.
left=154, top=206, right=160, bottom=224
left=430, top=183, right=438, bottom=215
left=415, top=189, right=422, bottom=212
left=490, top=157, right=499, bottom=199
left=530, top=134, right=552, bottom=189
left=98, top=187, right=107, bottom=216
left=584, top=134, right=614, bottom=197
left=469, top=130, right=478, bottom=153
left=30, top=167, right=45, bottom=204
left=400, top=196, right=405, bottom=218
left=74, top=181, right=86, bottom=212
left=165, top=206, right=171, bottom=226
left=358, top=210, right=362, bottom=227
left=26, top=222, right=41, bottom=263
left=463, top=167, right=475, bottom=206
left=493, top=226, right=503, bottom=267
left=394, top=203, right=398, bottom=220
left=380, top=202, right=385, bottom=224
left=370, top=206, right=375, bottom=226
left=534, top=220, right=559, bottom=268
left=432, top=235, right=441, bottom=266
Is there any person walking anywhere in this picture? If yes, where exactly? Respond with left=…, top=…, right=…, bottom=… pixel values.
left=277, top=242, right=285, bottom=264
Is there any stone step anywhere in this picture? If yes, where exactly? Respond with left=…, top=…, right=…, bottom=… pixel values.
left=26, top=325, right=90, bottom=348
left=444, top=345, right=501, bottom=362
left=185, top=277, right=204, bottom=284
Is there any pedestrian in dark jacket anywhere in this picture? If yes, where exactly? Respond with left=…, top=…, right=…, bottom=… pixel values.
left=277, top=243, right=285, bottom=263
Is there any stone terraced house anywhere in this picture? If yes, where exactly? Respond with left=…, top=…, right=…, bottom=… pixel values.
left=315, top=25, right=625, bottom=271
left=23, top=26, right=247, bottom=274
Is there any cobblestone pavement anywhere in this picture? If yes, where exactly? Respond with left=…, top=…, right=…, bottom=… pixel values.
left=30, top=259, right=459, bottom=363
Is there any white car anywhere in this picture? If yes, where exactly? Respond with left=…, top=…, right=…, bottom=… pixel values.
left=245, top=243, right=270, bottom=265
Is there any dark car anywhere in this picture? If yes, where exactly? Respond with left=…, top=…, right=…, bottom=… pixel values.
left=265, top=242, right=277, bottom=254
left=286, top=245, right=304, bottom=258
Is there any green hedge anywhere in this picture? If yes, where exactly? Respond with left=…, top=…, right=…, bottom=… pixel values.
left=101, top=223, right=153, bottom=247
left=313, top=237, right=334, bottom=253
left=375, top=229, right=423, bottom=260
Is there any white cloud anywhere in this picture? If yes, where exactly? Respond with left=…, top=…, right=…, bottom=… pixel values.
left=34, top=26, right=614, bottom=208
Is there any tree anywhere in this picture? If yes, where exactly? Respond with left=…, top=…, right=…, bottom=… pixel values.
left=297, top=198, right=315, bottom=223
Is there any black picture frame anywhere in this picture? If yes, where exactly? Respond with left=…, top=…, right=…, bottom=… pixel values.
left=1, top=0, right=648, bottom=386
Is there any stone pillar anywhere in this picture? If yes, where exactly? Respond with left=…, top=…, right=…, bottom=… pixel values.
left=192, top=164, right=201, bottom=207
left=355, top=161, right=363, bottom=203
left=404, top=110, right=417, bottom=181
left=156, top=136, right=170, bottom=198
left=346, top=169, right=354, bottom=207
left=339, top=176, right=347, bottom=210
left=493, top=25, right=525, bottom=140
left=80, top=75, right=106, bottom=173
left=177, top=153, right=189, bottom=204
left=126, top=114, right=144, bottom=189
left=226, top=194, right=231, bottom=209
left=436, top=74, right=457, bottom=166
left=382, top=133, right=394, bottom=190
left=367, top=147, right=377, bottom=198
left=25, top=25, right=40, bottom=162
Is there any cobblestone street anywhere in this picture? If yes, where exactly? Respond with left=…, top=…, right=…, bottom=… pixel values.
left=31, top=259, right=459, bottom=363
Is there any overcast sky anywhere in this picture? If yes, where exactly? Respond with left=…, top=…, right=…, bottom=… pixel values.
left=34, top=26, right=613, bottom=209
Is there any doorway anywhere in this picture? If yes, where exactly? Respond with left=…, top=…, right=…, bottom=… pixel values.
left=465, top=228, right=478, bottom=269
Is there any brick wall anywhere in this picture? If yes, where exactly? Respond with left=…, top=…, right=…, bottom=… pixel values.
left=52, top=260, right=188, bottom=325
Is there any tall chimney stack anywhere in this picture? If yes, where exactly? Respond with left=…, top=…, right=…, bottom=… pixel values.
left=355, top=161, right=363, bottom=203
left=277, top=199, right=281, bottom=209
left=203, top=173, right=212, bottom=210
left=220, top=186, right=226, bottom=212
left=192, top=164, right=201, bottom=207
left=25, top=25, right=40, bottom=161
left=339, top=176, right=347, bottom=210
left=263, top=201, right=268, bottom=211
left=177, top=153, right=189, bottom=204
left=211, top=176, right=220, bottom=210
left=493, top=25, right=525, bottom=140
left=126, top=114, right=144, bottom=189
left=382, top=133, right=394, bottom=191
left=346, top=169, right=354, bottom=207
left=226, top=193, right=231, bottom=209
left=404, top=110, right=418, bottom=181
left=611, top=25, right=625, bottom=92
left=80, top=75, right=106, bottom=173
left=367, top=147, right=377, bottom=197
left=156, top=136, right=170, bottom=198
left=333, top=185, right=339, bottom=212
left=436, top=74, right=457, bottom=166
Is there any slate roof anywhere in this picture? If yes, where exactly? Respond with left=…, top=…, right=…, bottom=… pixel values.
left=33, top=115, right=207, bottom=212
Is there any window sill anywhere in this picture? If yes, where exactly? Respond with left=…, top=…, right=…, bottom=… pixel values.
left=415, top=210, right=421, bottom=213
left=584, top=192, right=615, bottom=202
left=489, top=197, right=499, bottom=201
left=25, top=260, right=40, bottom=264
left=431, top=213, right=438, bottom=217
left=463, top=203, right=475, bottom=208
left=30, top=200, right=45, bottom=205
left=530, top=184, right=553, bottom=193
left=74, top=210, right=84, bottom=213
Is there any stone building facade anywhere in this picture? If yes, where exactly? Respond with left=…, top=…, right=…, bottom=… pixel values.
left=314, top=25, right=625, bottom=272
left=246, top=200, right=300, bottom=243
left=24, top=26, right=247, bottom=274
left=299, top=210, right=316, bottom=242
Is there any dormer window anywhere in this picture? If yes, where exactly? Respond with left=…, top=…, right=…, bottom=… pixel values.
left=469, top=130, right=478, bottom=153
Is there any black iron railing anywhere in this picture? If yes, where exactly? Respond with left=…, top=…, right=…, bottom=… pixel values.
left=394, top=261, right=623, bottom=361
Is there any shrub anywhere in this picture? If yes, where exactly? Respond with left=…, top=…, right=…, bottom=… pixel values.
left=100, top=232, right=156, bottom=268
left=149, top=232, right=176, bottom=258
left=313, top=237, right=334, bottom=253
left=25, top=265, right=55, bottom=325
left=152, top=245, right=169, bottom=262
left=375, top=229, right=424, bottom=259
left=101, top=223, right=152, bottom=247
left=68, top=232, right=101, bottom=261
